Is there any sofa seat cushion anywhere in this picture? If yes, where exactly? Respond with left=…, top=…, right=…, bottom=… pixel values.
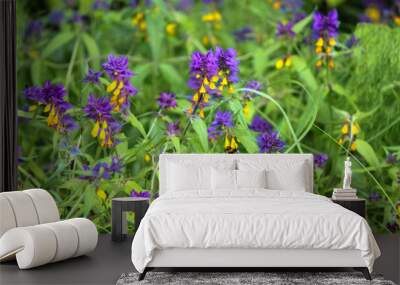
left=0, top=218, right=98, bottom=269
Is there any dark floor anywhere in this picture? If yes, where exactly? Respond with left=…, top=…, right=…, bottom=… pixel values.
left=0, top=235, right=134, bottom=285
left=0, top=234, right=398, bottom=285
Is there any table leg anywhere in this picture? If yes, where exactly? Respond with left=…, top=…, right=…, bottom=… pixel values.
left=112, top=201, right=124, bottom=242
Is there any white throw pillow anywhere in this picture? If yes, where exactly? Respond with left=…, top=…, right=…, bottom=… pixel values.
left=236, top=169, right=267, bottom=189
left=238, top=159, right=309, bottom=191
left=167, top=162, right=211, bottom=191
left=211, top=168, right=237, bottom=190
left=266, top=163, right=307, bottom=191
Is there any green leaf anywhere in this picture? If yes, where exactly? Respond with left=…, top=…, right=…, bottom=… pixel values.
left=83, top=186, right=97, bottom=217
left=292, top=13, right=313, bottom=34
left=125, top=180, right=143, bottom=194
left=42, top=31, right=75, bottom=58
left=147, top=13, right=164, bottom=62
left=355, top=139, right=380, bottom=167
left=31, top=60, right=42, bottom=85
left=291, top=56, right=318, bottom=93
left=126, top=112, right=147, bottom=137
left=131, top=63, right=152, bottom=87
left=235, top=127, right=258, bottom=153
left=159, top=63, right=185, bottom=92
left=82, top=33, right=100, bottom=69
left=191, top=118, right=209, bottom=152
left=170, top=136, right=181, bottom=152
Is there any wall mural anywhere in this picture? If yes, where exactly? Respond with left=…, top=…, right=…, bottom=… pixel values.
left=17, top=0, right=400, bottom=233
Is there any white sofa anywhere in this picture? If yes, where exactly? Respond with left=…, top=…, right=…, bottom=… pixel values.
left=0, top=189, right=98, bottom=269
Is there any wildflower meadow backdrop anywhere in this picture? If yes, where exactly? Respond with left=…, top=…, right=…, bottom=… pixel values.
left=17, top=0, right=400, bottom=233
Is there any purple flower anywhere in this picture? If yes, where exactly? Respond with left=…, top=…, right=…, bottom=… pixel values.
left=346, top=34, right=358, bottom=48
left=24, top=86, right=45, bottom=104
left=207, top=111, right=233, bottom=140
left=203, top=0, right=223, bottom=4
left=211, top=111, right=233, bottom=128
left=244, top=80, right=262, bottom=99
left=83, top=69, right=102, bottom=84
left=83, top=95, right=120, bottom=147
left=280, top=0, right=303, bottom=13
left=28, top=81, right=76, bottom=132
left=60, top=115, right=78, bottom=132
left=246, top=80, right=262, bottom=91
left=102, top=54, right=137, bottom=112
left=387, top=153, right=398, bottom=164
left=276, top=21, right=296, bottom=37
left=312, top=10, right=340, bottom=38
left=207, top=126, right=223, bottom=141
left=249, top=115, right=272, bottom=133
left=109, top=156, right=123, bottom=172
left=188, top=50, right=218, bottom=90
left=176, top=0, right=194, bottom=11
left=130, top=190, right=151, bottom=198
left=369, top=192, right=381, bottom=202
left=257, top=132, right=285, bottom=153
left=48, top=10, right=64, bottom=26
left=83, top=95, right=112, bottom=121
left=215, top=46, right=239, bottom=84
left=233, top=26, right=254, bottom=42
left=313, top=153, right=328, bottom=168
left=93, top=0, right=110, bottom=10
left=102, top=54, right=133, bottom=80
left=70, top=146, right=80, bottom=156
left=25, top=20, right=43, bottom=39
left=79, top=157, right=122, bottom=180
left=71, top=12, right=84, bottom=23
left=157, top=92, right=177, bottom=109
left=167, top=122, right=181, bottom=137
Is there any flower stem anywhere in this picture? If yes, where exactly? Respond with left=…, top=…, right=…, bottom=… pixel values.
left=238, top=88, right=303, bottom=153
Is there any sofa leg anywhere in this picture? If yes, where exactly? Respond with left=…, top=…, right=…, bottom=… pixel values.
left=138, top=268, right=148, bottom=281
left=354, top=267, right=371, bottom=280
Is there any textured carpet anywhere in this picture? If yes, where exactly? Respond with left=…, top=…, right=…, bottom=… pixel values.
left=116, top=272, right=396, bottom=285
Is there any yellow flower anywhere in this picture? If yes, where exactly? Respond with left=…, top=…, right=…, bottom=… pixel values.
left=224, top=135, right=230, bottom=149
left=316, top=37, right=324, bottom=47
left=315, top=59, right=323, bottom=68
left=132, top=12, right=144, bottom=26
left=275, top=58, right=284, bottom=70
left=351, top=123, right=360, bottom=135
left=284, top=56, right=292, bottom=67
left=272, top=0, right=281, bottom=10
left=202, top=11, right=222, bottom=23
left=366, top=6, right=381, bottom=23
left=350, top=142, right=357, bottom=152
left=202, top=35, right=209, bottom=45
left=243, top=102, right=250, bottom=117
left=338, top=138, right=344, bottom=145
left=341, top=124, right=349, bottom=135
left=230, top=137, right=238, bottom=150
left=394, top=16, right=400, bottom=26
left=96, top=188, right=107, bottom=201
left=166, top=23, right=177, bottom=36
left=328, top=59, right=335, bottom=69
left=144, top=153, right=151, bottom=163
left=328, top=37, right=336, bottom=47
left=132, top=12, right=146, bottom=31
left=315, top=46, right=323, bottom=54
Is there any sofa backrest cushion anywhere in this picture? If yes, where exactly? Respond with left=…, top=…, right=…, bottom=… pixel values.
left=0, top=189, right=60, bottom=238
